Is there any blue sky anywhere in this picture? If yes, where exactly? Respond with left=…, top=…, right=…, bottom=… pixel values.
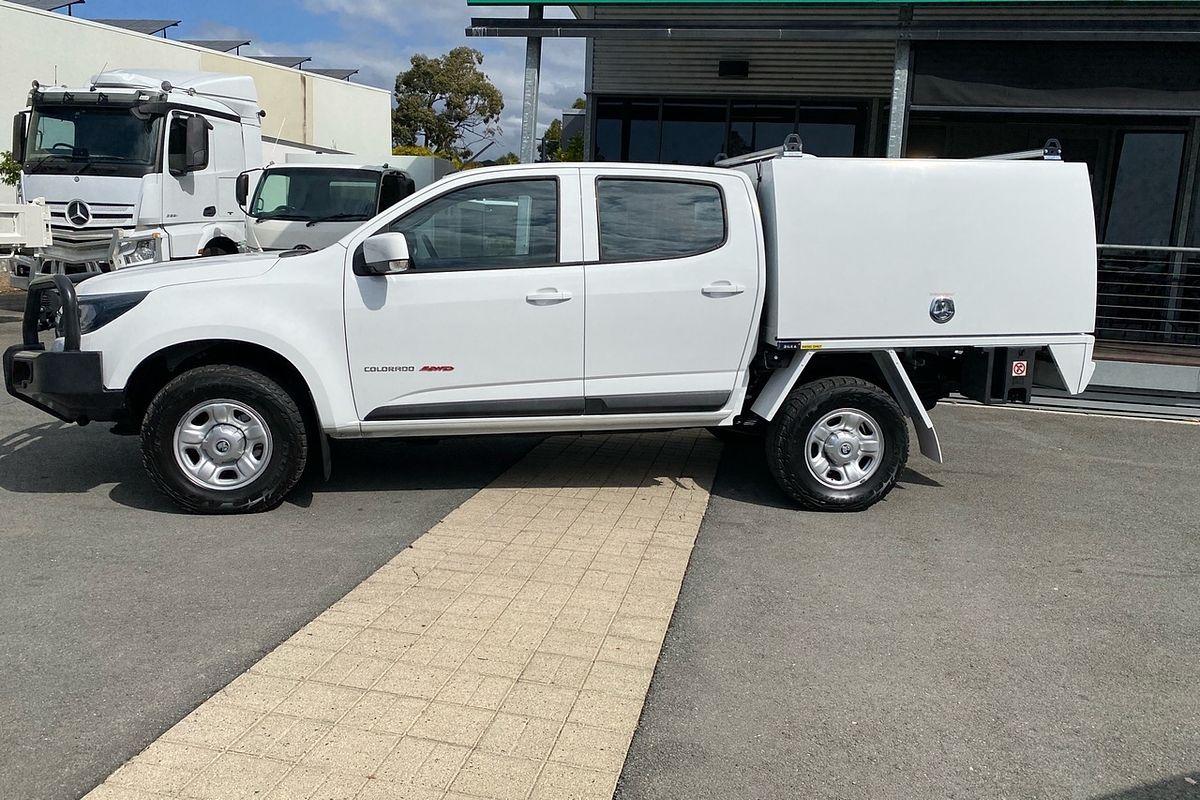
left=72, top=0, right=585, bottom=153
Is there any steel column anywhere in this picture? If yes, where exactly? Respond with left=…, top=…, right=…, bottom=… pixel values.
left=885, top=38, right=911, bottom=158
left=520, top=6, right=544, bottom=164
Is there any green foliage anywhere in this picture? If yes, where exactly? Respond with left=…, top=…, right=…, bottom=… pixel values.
left=392, top=47, right=504, bottom=161
left=0, top=151, right=20, bottom=187
left=391, top=144, right=438, bottom=158
left=558, top=133, right=586, bottom=163
left=571, top=97, right=586, bottom=110
left=541, top=118, right=564, bottom=161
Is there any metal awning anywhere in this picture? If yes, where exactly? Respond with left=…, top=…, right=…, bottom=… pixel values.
left=468, top=15, right=1200, bottom=41
left=91, top=18, right=180, bottom=36
left=307, top=68, right=360, bottom=80
left=252, top=55, right=313, bottom=69
left=10, top=0, right=85, bottom=12
left=181, top=39, right=251, bottom=54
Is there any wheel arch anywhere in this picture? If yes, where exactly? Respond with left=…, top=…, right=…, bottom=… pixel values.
left=124, top=340, right=322, bottom=435
left=751, top=349, right=942, bottom=463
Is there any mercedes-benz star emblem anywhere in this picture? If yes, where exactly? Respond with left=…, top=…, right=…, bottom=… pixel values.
left=65, top=199, right=91, bottom=228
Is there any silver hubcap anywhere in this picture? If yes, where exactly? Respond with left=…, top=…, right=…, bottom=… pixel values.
left=805, top=408, right=884, bottom=490
left=173, top=400, right=272, bottom=491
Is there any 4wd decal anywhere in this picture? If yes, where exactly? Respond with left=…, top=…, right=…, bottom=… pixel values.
left=420, top=365, right=455, bottom=372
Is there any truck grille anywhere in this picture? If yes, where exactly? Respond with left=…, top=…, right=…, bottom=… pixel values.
left=48, top=200, right=135, bottom=244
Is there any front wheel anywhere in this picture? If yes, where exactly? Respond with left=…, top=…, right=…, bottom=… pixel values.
left=141, top=365, right=308, bottom=513
left=766, top=376, right=909, bottom=512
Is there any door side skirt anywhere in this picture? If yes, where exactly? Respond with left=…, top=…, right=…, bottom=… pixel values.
left=365, top=391, right=730, bottom=422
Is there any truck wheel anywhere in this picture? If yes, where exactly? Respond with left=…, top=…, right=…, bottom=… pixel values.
left=141, top=365, right=308, bottom=514
left=766, top=376, right=908, bottom=512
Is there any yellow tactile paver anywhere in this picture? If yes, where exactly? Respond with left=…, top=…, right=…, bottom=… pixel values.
left=84, top=430, right=721, bottom=800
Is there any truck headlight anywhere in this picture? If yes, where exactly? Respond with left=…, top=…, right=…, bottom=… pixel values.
left=78, top=292, right=149, bottom=334
left=110, top=234, right=163, bottom=268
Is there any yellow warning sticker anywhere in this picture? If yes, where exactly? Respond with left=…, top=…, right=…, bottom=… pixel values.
left=800, top=343, right=824, bottom=351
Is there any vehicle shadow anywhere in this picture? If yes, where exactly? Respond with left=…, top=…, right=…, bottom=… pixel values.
left=0, top=421, right=940, bottom=515
left=708, top=435, right=942, bottom=511
left=1089, top=772, right=1200, bottom=800
left=0, top=419, right=544, bottom=513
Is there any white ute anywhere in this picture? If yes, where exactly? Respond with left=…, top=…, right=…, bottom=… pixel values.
left=3, top=148, right=1098, bottom=514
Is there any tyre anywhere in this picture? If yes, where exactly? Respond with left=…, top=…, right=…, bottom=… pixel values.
left=766, top=376, right=908, bottom=512
left=141, top=365, right=308, bottom=513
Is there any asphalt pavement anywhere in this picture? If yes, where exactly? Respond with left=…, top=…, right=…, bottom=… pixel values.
left=3, top=292, right=1200, bottom=800
left=618, top=405, right=1200, bottom=800
left=0, top=297, right=539, bottom=799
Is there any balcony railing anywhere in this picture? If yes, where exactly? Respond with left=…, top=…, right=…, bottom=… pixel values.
left=1096, top=244, right=1200, bottom=352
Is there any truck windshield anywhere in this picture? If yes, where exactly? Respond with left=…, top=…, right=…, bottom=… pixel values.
left=250, top=168, right=382, bottom=222
left=24, top=105, right=162, bottom=176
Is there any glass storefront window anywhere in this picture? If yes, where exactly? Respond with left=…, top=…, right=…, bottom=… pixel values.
left=730, top=103, right=795, bottom=157
left=592, top=96, right=865, bottom=163
left=660, top=102, right=727, bottom=166
left=796, top=122, right=857, bottom=157
left=628, top=102, right=660, bottom=163
left=1105, top=132, right=1185, bottom=247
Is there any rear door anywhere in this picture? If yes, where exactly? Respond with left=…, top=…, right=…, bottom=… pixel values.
left=344, top=169, right=586, bottom=424
left=580, top=169, right=761, bottom=414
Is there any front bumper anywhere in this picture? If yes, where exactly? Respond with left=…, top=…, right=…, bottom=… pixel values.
left=2, top=274, right=127, bottom=425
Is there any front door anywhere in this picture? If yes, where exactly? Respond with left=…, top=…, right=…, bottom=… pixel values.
left=344, top=171, right=585, bottom=424
left=580, top=170, right=761, bottom=414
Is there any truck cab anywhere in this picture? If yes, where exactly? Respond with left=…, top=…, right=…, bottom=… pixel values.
left=239, top=163, right=416, bottom=252
left=7, top=69, right=262, bottom=288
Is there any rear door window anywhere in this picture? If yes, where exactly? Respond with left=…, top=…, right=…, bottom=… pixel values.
left=596, top=179, right=725, bottom=262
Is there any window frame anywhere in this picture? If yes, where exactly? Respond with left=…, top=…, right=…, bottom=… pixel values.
left=373, top=175, right=564, bottom=274
left=593, top=176, right=729, bottom=265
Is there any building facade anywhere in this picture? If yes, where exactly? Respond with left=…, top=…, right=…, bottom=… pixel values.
left=470, top=1, right=1200, bottom=382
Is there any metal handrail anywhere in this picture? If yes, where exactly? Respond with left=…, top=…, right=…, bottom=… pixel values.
left=1095, top=243, right=1198, bottom=351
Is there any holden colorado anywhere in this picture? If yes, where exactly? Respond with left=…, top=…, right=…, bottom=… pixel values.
left=3, top=148, right=1098, bottom=513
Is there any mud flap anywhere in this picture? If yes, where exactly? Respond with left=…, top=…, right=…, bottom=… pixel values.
left=873, top=350, right=944, bottom=464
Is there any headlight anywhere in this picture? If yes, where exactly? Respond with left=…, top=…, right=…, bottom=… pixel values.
left=111, top=234, right=163, bottom=268
left=78, top=292, right=149, bottom=335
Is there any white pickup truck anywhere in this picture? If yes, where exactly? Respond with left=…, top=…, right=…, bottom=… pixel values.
left=3, top=148, right=1098, bottom=514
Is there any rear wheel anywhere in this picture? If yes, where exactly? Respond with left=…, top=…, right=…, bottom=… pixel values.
left=766, top=376, right=908, bottom=511
left=141, top=365, right=308, bottom=513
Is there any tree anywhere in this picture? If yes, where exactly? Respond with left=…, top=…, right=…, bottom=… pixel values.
left=541, top=119, right=563, bottom=162
left=0, top=151, right=20, bottom=187
left=392, top=47, right=504, bottom=161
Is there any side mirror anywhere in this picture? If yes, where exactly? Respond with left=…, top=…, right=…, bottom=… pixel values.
left=235, top=172, right=250, bottom=208
left=12, top=112, right=27, bottom=162
left=184, top=115, right=210, bottom=172
left=358, top=232, right=412, bottom=276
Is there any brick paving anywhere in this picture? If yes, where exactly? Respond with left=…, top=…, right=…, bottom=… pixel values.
left=83, top=431, right=721, bottom=800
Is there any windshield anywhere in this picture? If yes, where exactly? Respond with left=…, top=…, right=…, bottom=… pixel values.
left=24, top=105, right=162, bottom=176
left=250, top=168, right=382, bottom=222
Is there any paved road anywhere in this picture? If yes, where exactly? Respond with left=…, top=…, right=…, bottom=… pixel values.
left=0, top=300, right=538, bottom=799
left=619, top=406, right=1200, bottom=800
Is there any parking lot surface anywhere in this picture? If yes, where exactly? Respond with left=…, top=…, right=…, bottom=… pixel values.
left=618, top=405, right=1200, bottom=800
left=3, top=295, right=1199, bottom=800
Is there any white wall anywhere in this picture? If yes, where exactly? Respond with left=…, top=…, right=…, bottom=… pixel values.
left=0, top=0, right=392, bottom=202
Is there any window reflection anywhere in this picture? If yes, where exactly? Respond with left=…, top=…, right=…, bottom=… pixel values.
left=597, top=179, right=725, bottom=261
left=389, top=179, right=558, bottom=270
left=1106, top=132, right=1185, bottom=247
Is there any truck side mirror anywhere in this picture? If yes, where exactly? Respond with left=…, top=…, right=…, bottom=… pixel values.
left=12, top=112, right=27, bottom=163
left=184, top=115, right=210, bottom=172
left=358, top=232, right=412, bottom=276
left=236, top=172, right=250, bottom=208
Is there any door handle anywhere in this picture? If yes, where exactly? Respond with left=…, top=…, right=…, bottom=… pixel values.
left=701, top=281, right=746, bottom=297
left=526, top=289, right=572, bottom=305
